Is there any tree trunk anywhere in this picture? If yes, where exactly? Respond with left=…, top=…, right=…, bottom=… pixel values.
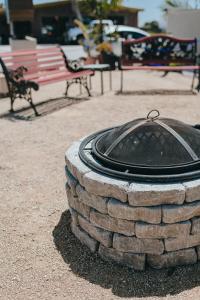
left=70, top=0, right=83, bottom=22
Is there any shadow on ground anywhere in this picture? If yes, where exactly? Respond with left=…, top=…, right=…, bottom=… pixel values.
left=53, top=210, right=200, bottom=298
left=116, top=89, right=196, bottom=96
left=0, top=96, right=89, bottom=121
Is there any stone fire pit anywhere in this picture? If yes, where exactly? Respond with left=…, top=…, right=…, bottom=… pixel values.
left=65, top=113, right=200, bottom=270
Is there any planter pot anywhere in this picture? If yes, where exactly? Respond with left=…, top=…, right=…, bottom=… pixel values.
left=100, top=52, right=119, bottom=70
left=84, top=56, right=98, bottom=65
left=111, top=41, right=122, bottom=57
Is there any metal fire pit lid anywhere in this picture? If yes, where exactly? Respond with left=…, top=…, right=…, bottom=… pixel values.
left=79, top=110, right=200, bottom=182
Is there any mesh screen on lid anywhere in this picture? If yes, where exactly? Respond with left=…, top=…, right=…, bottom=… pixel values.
left=96, top=121, right=193, bottom=166
left=96, top=118, right=144, bottom=154
left=163, top=118, right=200, bottom=158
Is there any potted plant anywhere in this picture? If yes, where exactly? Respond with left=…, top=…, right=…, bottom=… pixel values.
left=96, top=42, right=118, bottom=69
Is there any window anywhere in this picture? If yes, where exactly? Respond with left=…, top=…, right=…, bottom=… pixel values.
left=119, top=31, right=145, bottom=40
left=13, top=21, right=32, bottom=39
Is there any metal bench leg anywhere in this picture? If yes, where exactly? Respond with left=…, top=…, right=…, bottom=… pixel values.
left=65, top=81, right=70, bottom=96
left=65, top=78, right=91, bottom=97
left=89, top=75, right=92, bottom=90
left=161, top=71, right=168, bottom=78
left=109, top=70, right=112, bottom=91
left=81, top=77, right=91, bottom=97
left=29, top=100, right=39, bottom=116
left=27, top=89, right=39, bottom=116
left=84, top=82, right=91, bottom=97
left=191, top=70, right=196, bottom=91
left=9, top=96, right=15, bottom=113
left=9, top=89, right=38, bottom=116
left=79, top=82, right=82, bottom=95
left=120, top=70, right=123, bottom=93
left=100, top=71, right=104, bottom=95
left=197, top=68, right=200, bottom=92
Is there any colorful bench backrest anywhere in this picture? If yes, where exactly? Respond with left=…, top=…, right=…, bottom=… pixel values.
left=121, top=34, right=197, bottom=66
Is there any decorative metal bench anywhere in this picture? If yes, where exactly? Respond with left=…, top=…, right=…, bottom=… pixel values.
left=119, top=34, right=200, bottom=92
left=0, top=47, right=94, bottom=116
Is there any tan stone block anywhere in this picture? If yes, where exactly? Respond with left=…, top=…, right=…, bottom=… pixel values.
left=66, top=183, right=90, bottom=220
left=147, top=248, right=197, bottom=269
left=184, top=179, right=200, bottom=202
left=69, top=208, right=79, bottom=226
left=90, top=209, right=135, bottom=236
left=78, top=215, right=112, bottom=247
left=162, top=201, right=200, bottom=223
left=108, top=198, right=161, bottom=224
left=65, top=167, right=78, bottom=196
left=196, top=246, right=200, bottom=260
left=165, top=234, right=200, bottom=252
left=128, top=183, right=185, bottom=206
left=82, top=171, right=129, bottom=202
left=76, top=184, right=108, bottom=214
left=65, top=142, right=90, bottom=186
left=113, top=233, right=164, bottom=255
left=71, top=223, right=98, bottom=253
left=192, top=217, right=200, bottom=234
left=99, top=244, right=146, bottom=270
left=135, top=221, right=191, bottom=239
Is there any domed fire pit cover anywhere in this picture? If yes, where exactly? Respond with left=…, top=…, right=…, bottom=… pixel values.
left=79, top=110, right=200, bottom=182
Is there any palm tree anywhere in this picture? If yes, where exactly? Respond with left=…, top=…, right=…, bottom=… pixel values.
left=162, top=0, right=200, bottom=10
left=70, top=0, right=83, bottom=21
left=79, top=0, right=123, bottom=19
left=166, top=0, right=190, bottom=8
left=80, top=0, right=123, bottom=42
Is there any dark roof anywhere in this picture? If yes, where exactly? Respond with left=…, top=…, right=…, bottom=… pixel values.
left=34, top=0, right=143, bottom=12
left=0, top=1, right=143, bottom=16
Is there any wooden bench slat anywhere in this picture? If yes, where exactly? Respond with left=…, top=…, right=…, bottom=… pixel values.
left=2, top=53, right=64, bottom=64
left=34, top=73, right=92, bottom=85
left=122, top=65, right=200, bottom=71
left=24, top=69, right=69, bottom=80
left=35, top=69, right=93, bottom=81
left=0, top=47, right=60, bottom=58
left=7, top=62, right=65, bottom=74
left=25, top=71, right=69, bottom=81
left=31, top=70, right=93, bottom=85
left=6, top=58, right=65, bottom=70
left=22, top=69, right=93, bottom=84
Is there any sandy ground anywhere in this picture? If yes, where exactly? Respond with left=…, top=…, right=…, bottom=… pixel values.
left=1, top=70, right=200, bottom=300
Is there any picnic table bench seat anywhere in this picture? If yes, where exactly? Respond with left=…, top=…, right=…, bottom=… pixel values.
left=119, top=34, right=200, bottom=92
left=0, top=47, right=94, bottom=116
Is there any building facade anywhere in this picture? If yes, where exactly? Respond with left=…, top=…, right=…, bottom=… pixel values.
left=0, top=0, right=142, bottom=44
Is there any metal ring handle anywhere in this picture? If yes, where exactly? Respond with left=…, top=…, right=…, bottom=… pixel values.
left=147, top=109, right=160, bottom=121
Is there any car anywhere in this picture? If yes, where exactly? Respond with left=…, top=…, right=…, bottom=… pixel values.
left=66, top=20, right=149, bottom=44
left=89, top=19, right=114, bottom=29
left=66, top=19, right=114, bottom=44
left=67, top=26, right=84, bottom=44
left=105, top=25, right=150, bottom=40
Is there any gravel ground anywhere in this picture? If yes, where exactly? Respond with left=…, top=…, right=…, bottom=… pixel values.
left=1, top=70, right=200, bottom=300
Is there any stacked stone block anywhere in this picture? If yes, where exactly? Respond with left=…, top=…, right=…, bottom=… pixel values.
left=65, top=141, right=200, bottom=270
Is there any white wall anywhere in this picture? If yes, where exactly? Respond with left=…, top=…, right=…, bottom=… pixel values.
left=167, top=9, right=200, bottom=39
left=167, top=9, right=200, bottom=54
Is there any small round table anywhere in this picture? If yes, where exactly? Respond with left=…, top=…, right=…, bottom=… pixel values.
left=80, top=64, right=112, bottom=95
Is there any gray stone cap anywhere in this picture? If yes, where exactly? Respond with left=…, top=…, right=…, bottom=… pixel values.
left=65, top=140, right=200, bottom=205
